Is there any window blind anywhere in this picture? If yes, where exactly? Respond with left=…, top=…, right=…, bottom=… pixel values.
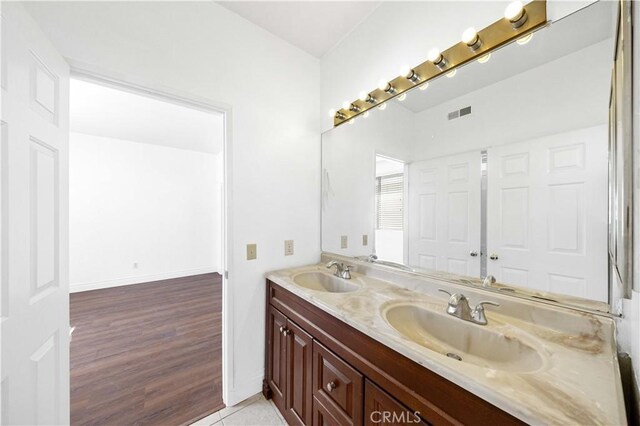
left=376, top=173, right=404, bottom=230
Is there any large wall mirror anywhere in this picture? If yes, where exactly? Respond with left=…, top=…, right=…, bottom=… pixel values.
left=321, top=1, right=629, bottom=313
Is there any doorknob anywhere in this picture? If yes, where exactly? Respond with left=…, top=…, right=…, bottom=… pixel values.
left=469, top=250, right=478, bottom=257
left=489, top=253, right=499, bottom=260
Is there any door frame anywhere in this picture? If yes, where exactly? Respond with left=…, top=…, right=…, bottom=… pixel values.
left=67, top=62, right=235, bottom=406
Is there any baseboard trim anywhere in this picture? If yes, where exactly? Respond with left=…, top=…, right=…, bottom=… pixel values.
left=70, top=267, right=221, bottom=293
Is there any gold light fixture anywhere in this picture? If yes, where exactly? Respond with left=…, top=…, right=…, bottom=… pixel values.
left=331, top=0, right=546, bottom=126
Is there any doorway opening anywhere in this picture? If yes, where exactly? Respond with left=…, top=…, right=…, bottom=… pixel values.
left=68, top=77, right=226, bottom=425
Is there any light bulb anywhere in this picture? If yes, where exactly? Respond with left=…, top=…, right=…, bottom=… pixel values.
left=504, top=1, right=524, bottom=20
left=328, top=109, right=336, bottom=117
left=400, top=65, right=412, bottom=79
left=397, top=93, right=407, bottom=101
left=378, top=80, right=389, bottom=91
left=461, top=27, right=479, bottom=45
left=358, top=91, right=368, bottom=102
left=505, top=1, right=527, bottom=28
left=516, top=33, right=533, bottom=45
left=477, top=53, right=491, bottom=64
left=348, top=118, right=355, bottom=125
left=363, top=111, right=370, bottom=118
left=419, top=82, right=429, bottom=91
left=378, top=103, right=387, bottom=111
left=427, top=48, right=441, bottom=63
left=342, top=101, right=350, bottom=110
left=446, top=69, right=457, bottom=78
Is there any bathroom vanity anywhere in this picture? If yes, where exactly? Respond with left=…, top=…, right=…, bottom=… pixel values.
left=263, top=258, right=627, bottom=425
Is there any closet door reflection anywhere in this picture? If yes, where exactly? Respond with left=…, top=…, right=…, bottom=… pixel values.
left=408, top=151, right=481, bottom=276
left=486, top=126, right=608, bottom=301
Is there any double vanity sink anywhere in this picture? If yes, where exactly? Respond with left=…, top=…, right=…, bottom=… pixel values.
left=267, top=258, right=627, bottom=425
left=292, top=270, right=542, bottom=374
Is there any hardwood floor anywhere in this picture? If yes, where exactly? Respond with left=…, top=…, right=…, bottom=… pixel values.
left=70, top=273, right=224, bottom=426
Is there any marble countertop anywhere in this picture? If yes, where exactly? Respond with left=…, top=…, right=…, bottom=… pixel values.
left=266, top=262, right=627, bottom=425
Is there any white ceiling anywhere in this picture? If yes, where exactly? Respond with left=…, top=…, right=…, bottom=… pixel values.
left=70, top=79, right=224, bottom=154
left=217, top=1, right=381, bottom=58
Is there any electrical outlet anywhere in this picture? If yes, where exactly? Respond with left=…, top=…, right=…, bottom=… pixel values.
left=362, top=234, right=368, bottom=246
left=284, top=240, right=294, bottom=256
left=246, top=243, right=257, bottom=260
left=341, top=235, right=348, bottom=249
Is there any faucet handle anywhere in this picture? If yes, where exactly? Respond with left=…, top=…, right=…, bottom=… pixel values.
left=438, top=289, right=452, bottom=298
left=475, top=301, right=500, bottom=309
left=472, top=301, right=500, bottom=325
left=326, top=260, right=340, bottom=268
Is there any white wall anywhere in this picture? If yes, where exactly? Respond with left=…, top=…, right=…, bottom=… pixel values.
left=411, top=40, right=611, bottom=160
left=22, top=1, right=321, bottom=404
left=69, top=133, right=221, bottom=292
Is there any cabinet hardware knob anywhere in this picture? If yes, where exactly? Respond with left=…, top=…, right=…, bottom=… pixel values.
left=469, top=250, right=478, bottom=257
left=489, top=253, right=499, bottom=260
left=279, top=325, right=285, bottom=334
left=283, top=329, right=291, bottom=336
left=326, top=381, right=337, bottom=392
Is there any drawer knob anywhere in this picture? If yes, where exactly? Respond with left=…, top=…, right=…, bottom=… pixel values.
left=283, top=328, right=291, bottom=336
left=279, top=325, right=285, bottom=334
left=326, top=381, right=337, bottom=392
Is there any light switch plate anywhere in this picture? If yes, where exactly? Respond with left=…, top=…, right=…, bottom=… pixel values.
left=246, top=243, right=257, bottom=260
left=284, top=240, right=294, bottom=256
left=362, top=235, right=368, bottom=246
left=341, top=235, right=348, bottom=249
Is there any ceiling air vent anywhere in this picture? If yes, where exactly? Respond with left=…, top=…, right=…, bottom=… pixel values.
left=448, top=106, right=472, bottom=120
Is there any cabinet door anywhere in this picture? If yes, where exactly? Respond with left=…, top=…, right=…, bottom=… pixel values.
left=268, top=307, right=288, bottom=412
left=285, top=320, right=313, bottom=426
left=313, top=341, right=363, bottom=426
left=364, top=380, right=429, bottom=426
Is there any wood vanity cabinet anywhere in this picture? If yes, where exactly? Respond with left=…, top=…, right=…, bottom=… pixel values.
left=264, top=280, right=525, bottom=426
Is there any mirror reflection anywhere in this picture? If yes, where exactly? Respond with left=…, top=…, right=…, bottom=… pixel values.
left=321, top=2, right=616, bottom=308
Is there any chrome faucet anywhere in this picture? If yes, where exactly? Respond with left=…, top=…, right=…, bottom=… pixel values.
left=438, top=289, right=500, bottom=325
left=482, top=275, right=496, bottom=288
left=326, top=261, right=352, bottom=279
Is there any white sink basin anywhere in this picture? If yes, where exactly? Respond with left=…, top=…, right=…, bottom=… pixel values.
left=292, top=272, right=360, bottom=293
left=382, top=303, right=543, bottom=373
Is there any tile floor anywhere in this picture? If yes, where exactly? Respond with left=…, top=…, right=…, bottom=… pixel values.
left=191, top=394, right=286, bottom=426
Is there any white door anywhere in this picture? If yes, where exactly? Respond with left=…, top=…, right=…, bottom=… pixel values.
left=408, top=151, right=482, bottom=277
left=1, top=3, right=70, bottom=424
left=486, top=126, right=608, bottom=301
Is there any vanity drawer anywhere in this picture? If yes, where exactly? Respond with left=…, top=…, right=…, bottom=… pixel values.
left=312, top=396, right=343, bottom=426
left=313, top=340, right=363, bottom=426
left=364, top=380, right=430, bottom=426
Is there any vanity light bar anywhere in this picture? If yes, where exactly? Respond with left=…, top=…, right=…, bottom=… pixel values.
left=332, top=0, right=547, bottom=127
